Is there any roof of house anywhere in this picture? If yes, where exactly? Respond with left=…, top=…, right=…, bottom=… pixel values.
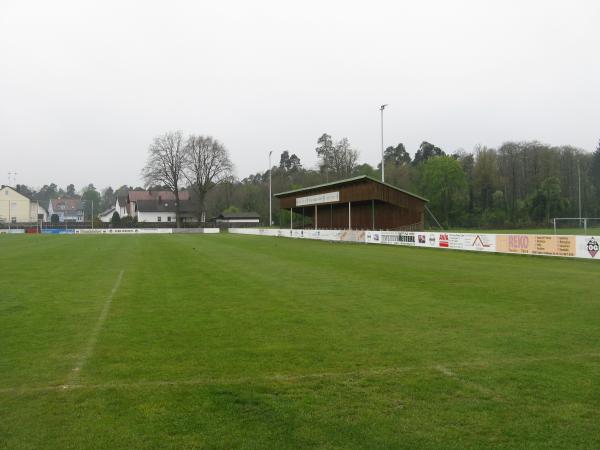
left=274, top=175, right=428, bottom=202
left=216, top=212, right=260, bottom=220
left=1, top=185, right=36, bottom=202
left=117, top=196, right=128, bottom=207
left=99, top=206, right=116, bottom=217
left=50, top=198, right=83, bottom=212
left=135, top=199, right=195, bottom=213
left=128, top=190, right=190, bottom=202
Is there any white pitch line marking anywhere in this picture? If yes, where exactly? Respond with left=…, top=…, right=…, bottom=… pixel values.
left=2, top=350, right=598, bottom=395
left=434, top=364, right=502, bottom=399
left=65, top=269, right=124, bottom=387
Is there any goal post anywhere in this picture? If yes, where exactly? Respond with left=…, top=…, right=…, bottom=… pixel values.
left=552, top=217, right=600, bottom=235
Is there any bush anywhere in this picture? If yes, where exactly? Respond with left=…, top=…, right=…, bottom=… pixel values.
left=110, top=212, right=121, bottom=227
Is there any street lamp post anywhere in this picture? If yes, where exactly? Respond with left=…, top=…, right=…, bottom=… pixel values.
left=380, top=104, right=387, bottom=183
left=269, top=151, right=273, bottom=227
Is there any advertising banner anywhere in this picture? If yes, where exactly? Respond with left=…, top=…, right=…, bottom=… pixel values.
left=230, top=228, right=364, bottom=243
left=576, top=236, right=599, bottom=259
left=41, top=228, right=75, bottom=234
left=413, top=232, right=496, bottom=252
left=296, top=191, right=340, bottom=207
left=495, top=234, right=576, bottom=257
left=340, top=230, right=366, bottom=242
left=230, top=228, right=596, bottom=261
left=172, top=228, right=219, bottom=234
left=0, top=229, right=25, bottom=234
left=75, top=228, right=173, bottom=234
left=365, top=231, right=416, bottom=246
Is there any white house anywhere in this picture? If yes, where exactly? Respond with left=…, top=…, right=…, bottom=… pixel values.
left=99, top=206, right=116, bottom=223
left=0, top=185, right=46, bottom=223
left=37, top=204, right=48, bottom=222
left=135, top=199, right=195, bottom=223
left=48, top=198, right=84, bottom=222
left=127, top=190, right=190, bottom=218
left=116, top=195, right=128, bottom=218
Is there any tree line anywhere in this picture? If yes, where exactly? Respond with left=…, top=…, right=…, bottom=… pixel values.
left=13, top=132, right=600, bottom=229
left=205, top=137, right=600, bottom=229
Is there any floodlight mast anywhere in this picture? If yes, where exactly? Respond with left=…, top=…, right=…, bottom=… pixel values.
left=380, top=104, right=387, bottom=182
left=578, top=163, right=582, bottom=227
left=268, top=151, right=273, bottom=227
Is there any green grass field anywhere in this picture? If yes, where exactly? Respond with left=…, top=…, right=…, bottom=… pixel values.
left=1, top=234, right=599, bottom=449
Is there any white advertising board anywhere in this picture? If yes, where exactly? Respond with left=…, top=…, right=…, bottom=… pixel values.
left=230, top=228, right=597, bottom=261
left=229, top=228, right=365, bottom=243
left=576, top=236, right=599, bottom=260
left=0, top=229, right=25, bottom=234
left=75, top=228, right=173, bottom=234
left=365, top=231, right=416, bottom=246
left=296, top=191, right=339, bottom=207
left=411, top=232, right=496, bottom=252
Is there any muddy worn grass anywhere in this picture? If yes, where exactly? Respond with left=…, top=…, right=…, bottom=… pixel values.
left=1, top=233, right=599, bottom=449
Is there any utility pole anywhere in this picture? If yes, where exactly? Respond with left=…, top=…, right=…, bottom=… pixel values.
left=380, top=104, right=387, bottom=182
left=269, top=150, right=273, bottom=227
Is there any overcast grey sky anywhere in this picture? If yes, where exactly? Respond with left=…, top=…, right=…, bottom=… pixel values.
left=1, top=0, right=598, bottom=189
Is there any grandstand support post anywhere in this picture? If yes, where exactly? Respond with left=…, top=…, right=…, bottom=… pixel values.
left=314, top=204, right=317, bottom=230
left=290, top=208, right=293, bottom=230
left=371, top=199, right=375, bottom=230
left=348, top=202, right=352, bottom=230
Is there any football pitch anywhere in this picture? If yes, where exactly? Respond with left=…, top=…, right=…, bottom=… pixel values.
left=1, top=234, right=599, bottom=449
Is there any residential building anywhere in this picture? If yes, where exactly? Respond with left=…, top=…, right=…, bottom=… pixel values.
left=48, top=198, right=84, bottom=222
left=99, top=206, right=117, bottom=223
left=116, top=196, right=128, bottom=218
left=127, top=190, right=190, bottom=217
left=0, top=185, right=46, bottom=223
left=135, top=199, right=195, bottom=223
left=37, top=204, right=48, bottom=222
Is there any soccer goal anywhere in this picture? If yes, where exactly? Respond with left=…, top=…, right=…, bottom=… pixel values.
left=552, top=217, right=600, bottom=235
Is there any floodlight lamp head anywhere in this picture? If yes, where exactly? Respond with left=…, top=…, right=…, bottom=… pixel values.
left=380, top=104, right=388, bottom=111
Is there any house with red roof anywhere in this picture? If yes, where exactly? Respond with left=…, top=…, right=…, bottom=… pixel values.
left=48, top=198, right=84, bottom=222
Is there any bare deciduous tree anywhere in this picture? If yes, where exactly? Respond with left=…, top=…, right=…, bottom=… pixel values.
left=142, top=131, right=186, bottom=227
left=184, top=135, right=233, bottom=222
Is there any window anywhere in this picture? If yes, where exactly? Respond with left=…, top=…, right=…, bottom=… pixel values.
left=11, top=217, right=16, bottom=224
left=167, top=216, right=171, bottom=222
left=157, top=216, right=161, bottom=222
